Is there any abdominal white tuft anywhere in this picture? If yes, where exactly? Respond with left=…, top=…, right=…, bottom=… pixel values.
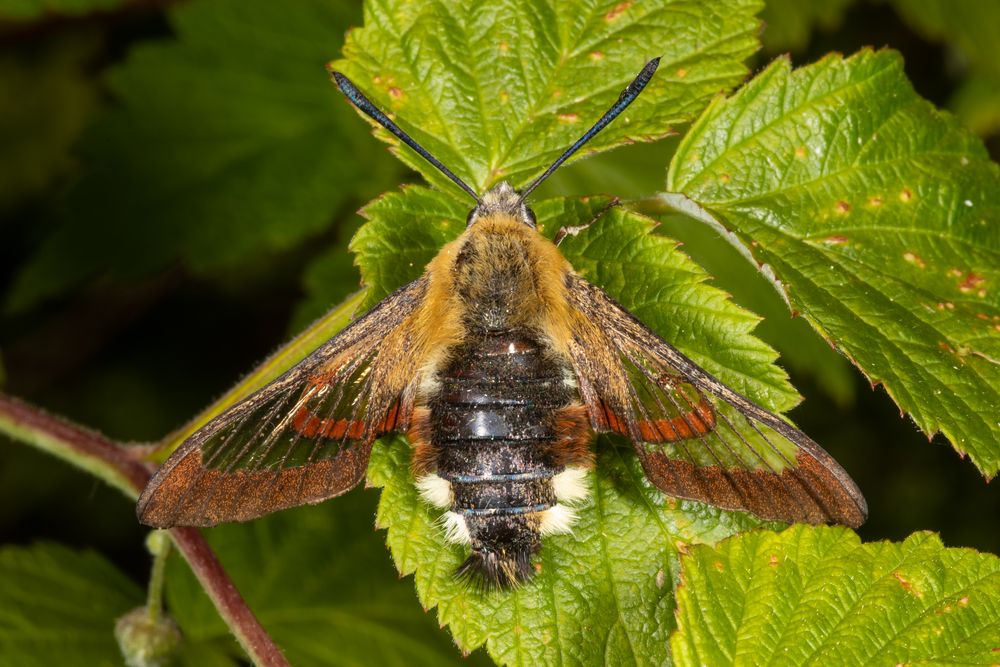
left=416, top=473, right=453, bottom=508
left=552, top=466, right=590, bottom=504
left=539, top=504, right=577, bottom=536
left=416, top=360, right=443, bottom=397
left=441, top=511, right=472, bottom=545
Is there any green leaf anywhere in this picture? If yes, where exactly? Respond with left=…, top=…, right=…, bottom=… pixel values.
left=0, top=543, right=142, bottom=667
left=355, top=186, right=800, bottom=663
left=759, top=0, right=855, bottom=52
left=951, top=70, right=1000, bottom=138
left=166, top=490, right=484, bottom=666
left=886, top=0, right=1000, bottom=140
left=889, top=0, right=1000, bottom=79
left=332, top=0, right=763, bottom=196
left=7, top=0, right=401, bottom=312
left=0, top=30, right=100, bottom=211
left=0, top=0, right=124, bottom=21
left=671, top=526, right=1000, bottom=665
left=664, top=50, right=1000, bottom=476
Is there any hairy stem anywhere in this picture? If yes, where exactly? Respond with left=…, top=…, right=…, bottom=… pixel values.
left=0, top=394, right=148, bottom=497
left=0, top=393, right=290, bottom=667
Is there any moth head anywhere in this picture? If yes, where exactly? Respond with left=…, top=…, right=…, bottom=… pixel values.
left=466, top=182, right=537, bottom=229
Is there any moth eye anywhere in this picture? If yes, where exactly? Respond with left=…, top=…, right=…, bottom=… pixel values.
left=523, top=207, right=537, bottom=228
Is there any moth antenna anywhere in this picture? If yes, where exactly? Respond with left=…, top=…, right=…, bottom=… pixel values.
left=518, top=57, right=661, bottom=202
left=330, top=69, right=481, bottom=203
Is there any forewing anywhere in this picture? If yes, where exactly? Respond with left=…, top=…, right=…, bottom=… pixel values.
left=565, top=275, right=867, bottom=528
left=137, top=279, right=428, bottom=527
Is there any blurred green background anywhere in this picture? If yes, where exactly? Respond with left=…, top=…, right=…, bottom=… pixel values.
left=0, top=0, right=998, bottom=661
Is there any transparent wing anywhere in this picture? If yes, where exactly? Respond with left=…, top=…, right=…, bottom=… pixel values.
left=565, top=275, right=867, bottom=527
left=137, top=279, right=427, bottom=527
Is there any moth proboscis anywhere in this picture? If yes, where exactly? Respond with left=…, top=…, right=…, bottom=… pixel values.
left=138, top=57, right=867, bottom=589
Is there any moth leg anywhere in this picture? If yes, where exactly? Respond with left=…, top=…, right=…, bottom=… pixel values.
left=554, top=197, right=620, bottom=246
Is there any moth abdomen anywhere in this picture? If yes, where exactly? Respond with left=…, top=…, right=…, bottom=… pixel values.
left=417, top=330, right=591, bottom=588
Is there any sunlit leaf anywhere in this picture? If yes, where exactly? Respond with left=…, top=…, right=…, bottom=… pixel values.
left=671, top=526, right=1000, bottom=666
left=332, top=0, right=762, bottom=196
left=665, top=50, right=1000, bottom=476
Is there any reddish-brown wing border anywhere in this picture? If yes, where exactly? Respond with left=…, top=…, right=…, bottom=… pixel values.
left=137, top=278, right=428, bottom=527
left=565, top=274, right=867, bottom=527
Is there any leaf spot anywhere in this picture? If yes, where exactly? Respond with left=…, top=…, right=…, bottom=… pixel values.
left=868, top=195, right=883, bottom=207
left=558, top=113, right=580, bottom=124
left=498, top=41, right=509, bottom=52
left=605, top=1, right=632, bottom=21
left=720, top=173, right=731, bottom=183
left=589, top=51, right=604, bottom=61
left=655, top=569, right=666, bottom=588
left=936, top=302, right=955, bottom=311
left=794, top=146, right=807, bottom=158
left=835, top=200, right=851, bottom=214
left=964, top=199, right=974, bottom=207
left=823, top=235, right=849, bottom=245
left=892, top=571, right=922, bottom=597
left=903, top=252, right=925, bottom=268
left=676, top=68, right=688, bottom=78
left=768, top=554, right=779, bottom=567
left=713, top=560, right=724, bottom=571
left=499, top=90, right=509, bottom=104
left=960, top=156, right=970, bottom=166
left=959, top=272, right=985, bottom=293
left=900, top=188, right=914, bottom=202
left=389, top=87, right=403, bottom=99
left=959, top=596, right=970, bottom=606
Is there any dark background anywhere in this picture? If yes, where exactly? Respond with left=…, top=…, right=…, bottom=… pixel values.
left=1, top=0, right=997, bottom=592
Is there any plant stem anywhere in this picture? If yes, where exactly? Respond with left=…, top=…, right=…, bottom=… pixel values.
left=145, top=531, right=171, bottom=624
left=0, top=393, right=290, bottom=667
left=170, top=527, right=290, bottom=667
left=0, top=394, right=148, bottom=498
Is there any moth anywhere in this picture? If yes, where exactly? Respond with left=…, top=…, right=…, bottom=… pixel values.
left=138, top=58, right=867, bottom=588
